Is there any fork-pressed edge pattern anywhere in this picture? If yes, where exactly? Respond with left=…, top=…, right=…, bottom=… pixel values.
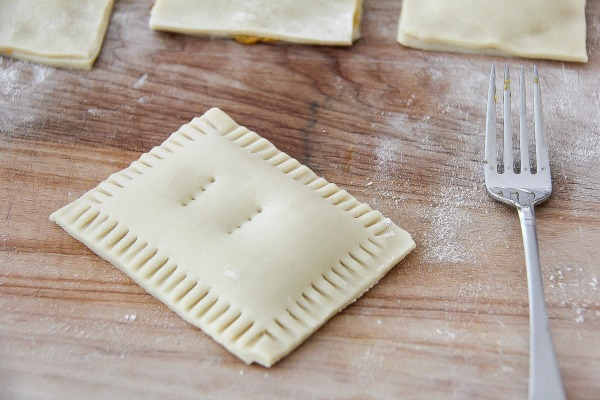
left=484, top=64, right=566, bottom=400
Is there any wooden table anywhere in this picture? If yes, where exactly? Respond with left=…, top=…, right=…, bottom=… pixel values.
left=2, top=1, right=599, bottom=399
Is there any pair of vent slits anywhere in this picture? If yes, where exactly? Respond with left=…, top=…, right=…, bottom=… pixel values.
left=180, top=175, right=263, bottom=235
left=181, top=176, right=216, bottom=206
left=227, top=207, right=263, bottom=235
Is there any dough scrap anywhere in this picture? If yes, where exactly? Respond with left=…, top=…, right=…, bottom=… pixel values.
left=0, top=0, right=115, bottom=70
left=397, top=0, right=588, bottom=63
left=50, top=108, right=415, bottom=367
left=149, top=0, right=363, bottom=46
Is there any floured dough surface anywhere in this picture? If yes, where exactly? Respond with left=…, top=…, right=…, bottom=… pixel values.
left=149, top=0, right=362, bottom=45
left=50, top=108, right=415, bottom=367
left=397, top=0, right=588, bottom=63
left=0, top=0, right=114, bottom=70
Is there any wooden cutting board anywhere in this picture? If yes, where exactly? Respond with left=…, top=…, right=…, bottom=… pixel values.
left=1, top=1, right=599, bottom=399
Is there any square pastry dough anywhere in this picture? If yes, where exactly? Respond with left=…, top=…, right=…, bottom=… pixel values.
left=397, top=0, right=588, bottom=63
left=50, top=108, right=415, bottom=367
left=0, top=0, right=115, bottom=70
left=149, top=0, right=362, bottom=45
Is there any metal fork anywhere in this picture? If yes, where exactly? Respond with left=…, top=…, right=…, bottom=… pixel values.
left=484, top=64, right=566, bottom=400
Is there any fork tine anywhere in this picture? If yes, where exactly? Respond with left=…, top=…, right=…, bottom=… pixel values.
left=485, top=64, right=497, bottom=173
left=503, top=65, right=514, bottom=173
left=519, top=65, right=530, bottom=173
left=533, top=65, right=549, bottom=172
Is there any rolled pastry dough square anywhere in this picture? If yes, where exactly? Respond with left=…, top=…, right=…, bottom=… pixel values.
left=397, top=0, right=588, bottom=63
left=50, top=108, right=415, bottom=367
left=0, top=0, right=115, bottom=70
left=149, top=0, right=362, bottom=45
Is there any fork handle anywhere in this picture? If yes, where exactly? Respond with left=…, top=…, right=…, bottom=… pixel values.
left=518, top=205, right=566, bottom=400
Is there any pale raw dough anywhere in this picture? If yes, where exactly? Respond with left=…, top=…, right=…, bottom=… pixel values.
left=0, top=0, right=115, bottom=70
left=50, top=108, right=415, bottom=367
left=397, top=0, right=588, bottom=63
left=149, top=0, right=363, bottom=45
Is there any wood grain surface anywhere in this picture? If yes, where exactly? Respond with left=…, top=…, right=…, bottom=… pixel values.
left=2, top=1, right=600, bottom=399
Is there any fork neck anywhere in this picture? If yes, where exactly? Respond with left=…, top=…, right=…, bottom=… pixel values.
left=518, top=204, right=536, bottom=226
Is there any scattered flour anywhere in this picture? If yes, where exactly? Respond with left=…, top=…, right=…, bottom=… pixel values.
left=367, top=119, right=487, bottom=266
left=420, top=175, right=478, bottom=265
left=87, top=107, right=115, bottom=117
left=225, top=266, right=242, bottom=280
left=377, top=217, right=396, bottom=238
left=132, top=73, right=148, bottom=89
left=0, top=58, right=52, bottom=100
left=87, top=108, right=106, bottom=116
left=0, top=58, right=54, bottom=132
left=436, top=328, right=458, bottom=340
left=373, top=135, right=400, bottom=184
left=124, top=314, right=137, bottom=322
left=548, top=263, right=600, bottom=324
left=0, top=65, right=21, bottom=98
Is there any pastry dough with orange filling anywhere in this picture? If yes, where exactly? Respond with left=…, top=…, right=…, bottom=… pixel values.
left=150, top=0, right=363, bottom=46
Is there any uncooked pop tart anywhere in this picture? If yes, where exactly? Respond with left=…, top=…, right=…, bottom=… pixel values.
left=397, top=0, right=587, bottom=62
left=149, top=0, right=363, bottom=46
left=50, top=108, right=415, bottom=366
